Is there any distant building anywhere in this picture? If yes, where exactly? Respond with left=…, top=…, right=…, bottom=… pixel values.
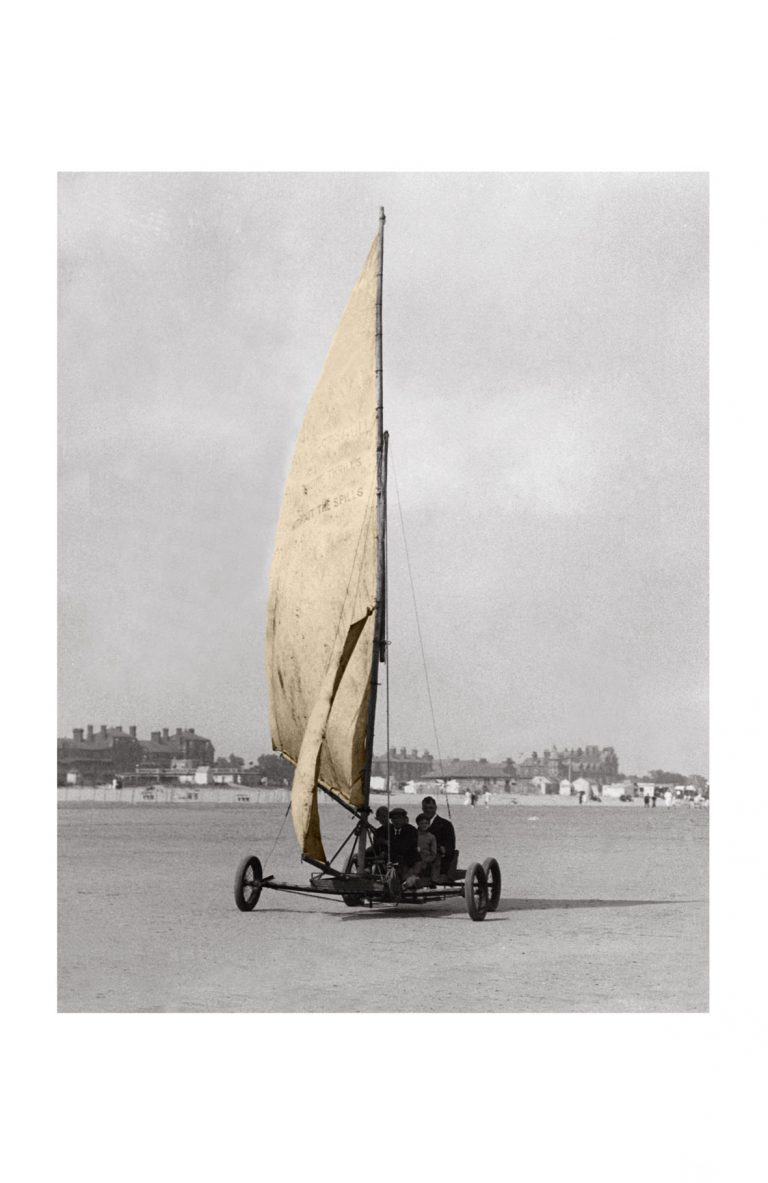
left=424, top=760, right=516, bottom=793
left=57, top=725, right=144, bottom=784
left=136, top=727, right=214, bottom=775
left=371, top=747, right=434, bottom=785
left=57, top=724, right=214, bottom=785
left=513, top=778, right=537, bottom=795
left=517, top=745, right=619, bottom=786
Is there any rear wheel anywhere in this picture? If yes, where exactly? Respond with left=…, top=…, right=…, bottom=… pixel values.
left=482, top=857, right=501, bottom=911
left=234, top=855, right=263, bottom=911
left=464, top=862, right=488, bottom=921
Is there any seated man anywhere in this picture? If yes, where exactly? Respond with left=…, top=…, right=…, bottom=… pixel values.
left=373, top=804, right=390, bottom=832
left=368, top=805, right=392, bottom=867
left=385, top=807, right=419, bottom=879
left=421, top=795, right=456, bottom=881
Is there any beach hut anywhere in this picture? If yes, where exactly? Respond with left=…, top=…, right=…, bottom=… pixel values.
left=574, top=776, right=599, bottom=801
left=559, top=778, right=573, bottom=796
left=602, top=782, right=630, bottom=800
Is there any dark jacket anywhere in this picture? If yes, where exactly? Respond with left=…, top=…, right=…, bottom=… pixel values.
left=428, top=815, right=456, bottom=869
left=372, top=821, right=393, bottom=854
left=387, top=822, right=419, bottom=867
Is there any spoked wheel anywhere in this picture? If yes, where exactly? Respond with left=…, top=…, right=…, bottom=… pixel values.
left=234, top=855, right=263, bottom=912
left=464, top=862, right=488, bottom=921
left=482, top=857, right=501, bottom=912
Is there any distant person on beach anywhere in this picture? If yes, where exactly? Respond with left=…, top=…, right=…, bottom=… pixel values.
left=484, top=790, right=491, bottom=809
left=644, top=790, right=651, bottom=807
left=403, top=813, right=440, bottom=888
left=578, top=789, right=585, bottom=804
left=421, top=796, right=456, bottom=881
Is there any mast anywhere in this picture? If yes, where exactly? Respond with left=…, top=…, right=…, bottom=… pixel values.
left=357, top=207, right=386, bottom=868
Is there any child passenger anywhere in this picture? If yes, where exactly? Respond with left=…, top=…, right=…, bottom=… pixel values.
left=403, top=813, right=439, bottom=888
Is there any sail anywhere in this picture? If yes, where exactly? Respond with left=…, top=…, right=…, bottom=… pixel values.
left=266, top=233, right=381, bottom=860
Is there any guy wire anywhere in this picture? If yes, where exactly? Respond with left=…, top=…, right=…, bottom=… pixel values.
left=264, top=800, right=293, bottom=869
left=390, top=450, right=451, bottom=819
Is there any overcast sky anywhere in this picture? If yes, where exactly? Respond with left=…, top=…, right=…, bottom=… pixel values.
left=58, top=172, right=708, bottom=775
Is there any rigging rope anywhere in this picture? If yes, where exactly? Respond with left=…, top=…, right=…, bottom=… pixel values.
left=263, top=799, right=293, bottom=870
left=390, top=451, right=451, bottom=820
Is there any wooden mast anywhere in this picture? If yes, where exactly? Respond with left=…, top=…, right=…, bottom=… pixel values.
left=357, top=207, right=386, bottom=871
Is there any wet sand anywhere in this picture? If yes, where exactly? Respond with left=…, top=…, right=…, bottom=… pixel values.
left=58, top=800, right=708, bottom=1012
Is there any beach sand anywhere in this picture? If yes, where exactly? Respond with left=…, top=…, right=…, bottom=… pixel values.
left=58, top=798, right=708, bottom=1012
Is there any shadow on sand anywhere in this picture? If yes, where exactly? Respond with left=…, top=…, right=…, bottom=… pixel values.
left=246, top=894, right=701, bottom=920
left=331, top=899, right=695, bottom=918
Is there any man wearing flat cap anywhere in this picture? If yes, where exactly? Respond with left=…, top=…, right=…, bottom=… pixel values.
left=385, top=807, right=419, bottom=876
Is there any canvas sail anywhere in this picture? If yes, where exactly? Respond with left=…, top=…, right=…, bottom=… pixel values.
left=266, top=234, right=381, bottom=861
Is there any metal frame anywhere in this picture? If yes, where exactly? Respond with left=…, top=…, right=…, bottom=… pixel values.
left=256, top=872, right=470, bottom=907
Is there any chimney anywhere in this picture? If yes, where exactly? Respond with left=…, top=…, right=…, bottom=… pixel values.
left=411, top=749, right=417, bottom=758
left=73, top=728, right=84, bottom=743
left=176, top=727, right=182, bottom=737
left=189, top=728, right=195, bottom=734
left=162, top=728, right=169, bottom=740
left=129, top=726, right=137, bottom=738
left=87, top=725, right=94, bottom=741
left=151, top=731, right=160, bottom=742
left=100, top=725, right=107, bottom=736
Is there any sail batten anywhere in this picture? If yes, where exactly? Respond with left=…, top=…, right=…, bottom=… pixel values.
left=266, top=232, right=381, bottom=857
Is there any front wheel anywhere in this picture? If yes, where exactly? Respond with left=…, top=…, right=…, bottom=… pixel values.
left=482, top=857, right=501, bottom=911
left=464, top=862, right=488, bottom=921
left=234, top=855, right=263, bottom=911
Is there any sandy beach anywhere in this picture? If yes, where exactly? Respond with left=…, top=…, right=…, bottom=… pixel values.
left=58, top=796, right=707, bottom=1012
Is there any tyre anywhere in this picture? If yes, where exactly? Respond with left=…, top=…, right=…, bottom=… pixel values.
left=482, top=857, right=501, bottom=911
left=464, top=862, right=488, bottom=921
left=234, top=855, right=263, bottom=911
